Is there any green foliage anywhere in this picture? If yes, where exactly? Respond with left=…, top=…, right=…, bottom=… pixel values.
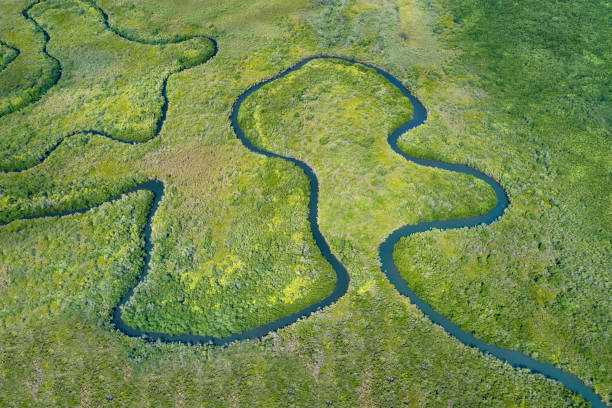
left=0, top=0, right=62, bottom=118
left=0, top=186, right=585, bottom=407
left=121, top=157, right=336, bottom=337
left=0, top=189, right=150, bottom=329
left=392, top=0, right=611, bottom=401
left=0, top=0, right=214, bottom=172
left=239, top=58, right=496, bottom=243
left=0, top=132, right=149, bottom=224
left=0, top=42, right=19, bottom=73
left=0, top=0, right=607, bottom=405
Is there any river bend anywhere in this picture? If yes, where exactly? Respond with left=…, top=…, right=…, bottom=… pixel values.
left=2, top=49, right=606, bottom=406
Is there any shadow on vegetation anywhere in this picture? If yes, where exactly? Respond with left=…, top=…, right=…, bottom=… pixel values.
left=2, top=21, right=606, bottom=402
left=0, top=40, right=20, bottom=74
left=1, top=0, right=217, bottom=172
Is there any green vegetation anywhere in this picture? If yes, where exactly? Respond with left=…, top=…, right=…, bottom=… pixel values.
left=0, top=186, right=585, bottom=406
left=392, top=0, right=611, bottom=401
left=121, top=156, right=336, bottom=337
left=0, top=0, right=214, bottom=172
left=238, top=57, right=495, bottom=251
left=0, top=0, right=61, bottom=118
left=0, top=190, right=151, bottom=329
left=119, top=57, right=496, bottom=338
left=0, top=0, right=608, bottom=405
left=0, top=132, right=152, bottom=224
left=0, top=42, right=19, bottom=73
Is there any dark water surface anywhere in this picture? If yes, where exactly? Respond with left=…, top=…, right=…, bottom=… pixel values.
left=3, top=0, right=217, bottom=173
left=5, top=54, right=606, bottom=407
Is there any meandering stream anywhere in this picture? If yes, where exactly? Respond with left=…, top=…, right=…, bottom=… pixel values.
left=1, top=14, right=606, bottom=403
left=1, top=0, right=217, bottom=173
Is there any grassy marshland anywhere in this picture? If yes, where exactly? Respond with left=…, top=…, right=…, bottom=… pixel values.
left=0, top=0, right=608, bottom=405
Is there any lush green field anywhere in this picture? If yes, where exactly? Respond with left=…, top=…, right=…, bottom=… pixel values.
left=392, top=0, right=611, bottom=400
left=120, top=154, right=337, bottom=337
left=0, top=0, right=214, bottom=172
left=0, top=0, right=61, bottom=117
left=0, top=0, right=608, bottom=406
left=0, top=42, right=19, bottom=73
left=238, top=58, right=495, bottom=229
left=0, top=190, right=151, bottom=330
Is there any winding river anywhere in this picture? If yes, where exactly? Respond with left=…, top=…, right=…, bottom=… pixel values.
left=0, top=6, right=607, bottom=404
left=2, top=0, right=217, bottom=173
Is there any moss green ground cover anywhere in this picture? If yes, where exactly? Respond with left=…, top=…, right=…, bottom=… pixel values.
left=392, top=0, right=611, bottom=400
left=0, top=42, right=19, bottom=73
left=118, top=57, right=495, bottom=338
left=0, top=0, right=61, bottom=117
left=120, top=155, right=337, bottom=337
left=0, top=190, right=151, bottom=330
left=0, top=0, right=608, bottom=405
left=0, top=0, right=214, bottom=172
left=238, top=58, right=495, bottom=233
